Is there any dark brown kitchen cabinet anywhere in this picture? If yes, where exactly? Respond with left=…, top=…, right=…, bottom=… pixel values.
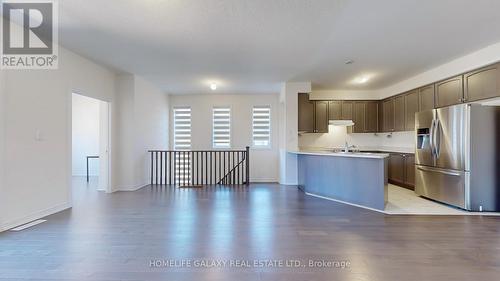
left=394, top=95, right=405, bottom=131
left=418, top=84, right=435, bottom=111
left=388, top=153, right=415, bottom=190
left=328, top=101, right=342, bottom=120
left=435, top=75, right=464, bottom=108
left=352, top=102, right=366, bottom=133
left=365, top=101, right=379, bottom=133
left=341, top=101, right=353, bottom=120
left=404, top=90, right=419, bottom=131
left=464, top=63, right=500, bottom=102
left=382, top=98, right=395, bottom=132
left=350, top=101, right=378, bottom=133
left=297, top=94, right=330, bottom=133
left=314, top=101, right=329, bottom=133
left=298, top=93, right=314, bottom=133
left=389, top=153, right=405, bottom=184
left=405, top=154, right=415, bottom=188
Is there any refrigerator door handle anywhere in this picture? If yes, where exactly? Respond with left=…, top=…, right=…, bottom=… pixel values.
left=434, top=119, right=441, bottom=158
left=429, top=119, right=436, bottom=156
left=417, top=166, right=461, bottom=176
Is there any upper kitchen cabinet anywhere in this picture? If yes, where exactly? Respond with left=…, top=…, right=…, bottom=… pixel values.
left=418, top=84, right=435, bottom=111
left=298, top=93, right=314, bottom=133
left=404, top=90, right=419, bottom=131
left=328, top=101, right=342, bottom=120
left=394, top=95, right=405, bottom=131
left=352, top=102, right=366, bottom=133
left=435, top=75, right=464, bottom=108
left=382, top=98, right=395, bottom=132
left=464, top=63, right=500, bottom=102
left=365, top=101, right=379, bottom=133
left=351, top=101, right=378, bottom=133
left=341, top=101, right=353, bottom=120
left=297, top=93, right=329, bottom=133
left=314, top=101, right=329, bottom=133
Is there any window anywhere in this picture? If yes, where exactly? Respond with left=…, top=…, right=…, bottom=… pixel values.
left=252, top=105, right=271, bottom=147
left=212, top=107, right=231, bottom=148
left=173, top=107, right=192, bottom=150
left=173, top=107, right=191, bottom=184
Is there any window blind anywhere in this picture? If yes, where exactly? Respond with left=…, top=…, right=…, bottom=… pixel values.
left=173, top=107, right=192, bottom=150
left=252, top=106, right=271, bottom=147
left=212, top=107, right=231, bottom=148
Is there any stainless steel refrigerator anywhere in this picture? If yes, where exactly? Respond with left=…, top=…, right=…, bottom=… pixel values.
left=415, top=103, right=500, bottom=211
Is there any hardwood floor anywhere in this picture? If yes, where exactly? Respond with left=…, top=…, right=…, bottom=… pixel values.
left=1, top=178, right=500, bottom=281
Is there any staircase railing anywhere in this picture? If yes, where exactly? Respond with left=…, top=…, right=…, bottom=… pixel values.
left=148, top=146, right=249, bottom=186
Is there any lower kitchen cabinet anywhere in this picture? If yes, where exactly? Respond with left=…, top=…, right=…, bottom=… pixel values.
left=388, top=153, right=415, bottom=190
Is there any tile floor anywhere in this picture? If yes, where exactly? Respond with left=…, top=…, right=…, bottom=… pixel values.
left=386, top=184, right=500, bottom=216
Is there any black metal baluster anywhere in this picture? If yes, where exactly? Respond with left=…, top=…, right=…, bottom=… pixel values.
left=150, top=152, right=153, bottom=185
left=168, top=151, right=172, bottom=185
left=246, top=146, right=250, bottom=185
left=155, top=151, right=158, bottom=185
left=160, top=151, right=163, bottom=185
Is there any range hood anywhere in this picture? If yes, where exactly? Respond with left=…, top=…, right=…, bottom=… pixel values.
left=329, top=120, right=355, bottom=126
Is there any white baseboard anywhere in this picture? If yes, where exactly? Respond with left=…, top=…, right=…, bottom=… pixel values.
left=115, top=183, right=149, bottom=192
left=250, top=178, right=279, bottom=183
left=0, top=202, right=71, bottom=232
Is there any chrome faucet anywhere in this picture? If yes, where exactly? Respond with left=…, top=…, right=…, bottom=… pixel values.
left=343, top=141, right=357, bottom=153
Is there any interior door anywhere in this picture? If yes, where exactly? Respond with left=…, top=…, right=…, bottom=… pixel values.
left=415, top=109, right=435, bottom=166
left=435, top=104, right=466, bottom=170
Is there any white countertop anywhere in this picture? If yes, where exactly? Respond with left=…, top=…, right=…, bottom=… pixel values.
left=288, top=149, right=390, bottom=159
left=298, top=146, right=415, bottom=154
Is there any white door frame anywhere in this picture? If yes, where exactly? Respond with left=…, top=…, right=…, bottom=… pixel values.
left=69, top=92, right=112, bottom=196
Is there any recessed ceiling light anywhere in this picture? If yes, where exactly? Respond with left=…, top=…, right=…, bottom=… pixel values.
left=210, top=83, right=217, bottom=90
left=351, top=74, right=373, bottom=84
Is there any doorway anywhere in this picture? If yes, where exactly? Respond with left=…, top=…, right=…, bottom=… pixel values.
left=71, top=93, right=110, bottom=194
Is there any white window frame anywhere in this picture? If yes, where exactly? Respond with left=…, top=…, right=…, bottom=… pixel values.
left=252, top=105, right=271, bottom=149
left=212, top=106, right=232, bottom=149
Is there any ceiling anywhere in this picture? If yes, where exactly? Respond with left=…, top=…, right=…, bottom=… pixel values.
left=58, top=0, right=500, bottom=94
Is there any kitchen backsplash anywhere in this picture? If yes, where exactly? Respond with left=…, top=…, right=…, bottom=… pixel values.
left=298, top=125, right=415, bottom=150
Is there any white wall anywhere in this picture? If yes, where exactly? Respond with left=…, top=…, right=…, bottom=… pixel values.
left=169, top=94, right=279, bottom=182
left=114, top=74, right=169, bottom=190
left=278, top=82, right=311, bottom=185
left=0, top=47, right=117, bottom=231
left=72, top=94, right=100, bottom=176
left=0, top=69, right=6, bottom=227
left=133, top=76, right=169, bottom=187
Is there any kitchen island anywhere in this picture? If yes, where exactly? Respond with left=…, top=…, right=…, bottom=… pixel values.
left=290, top=150, right=389, bottom=211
